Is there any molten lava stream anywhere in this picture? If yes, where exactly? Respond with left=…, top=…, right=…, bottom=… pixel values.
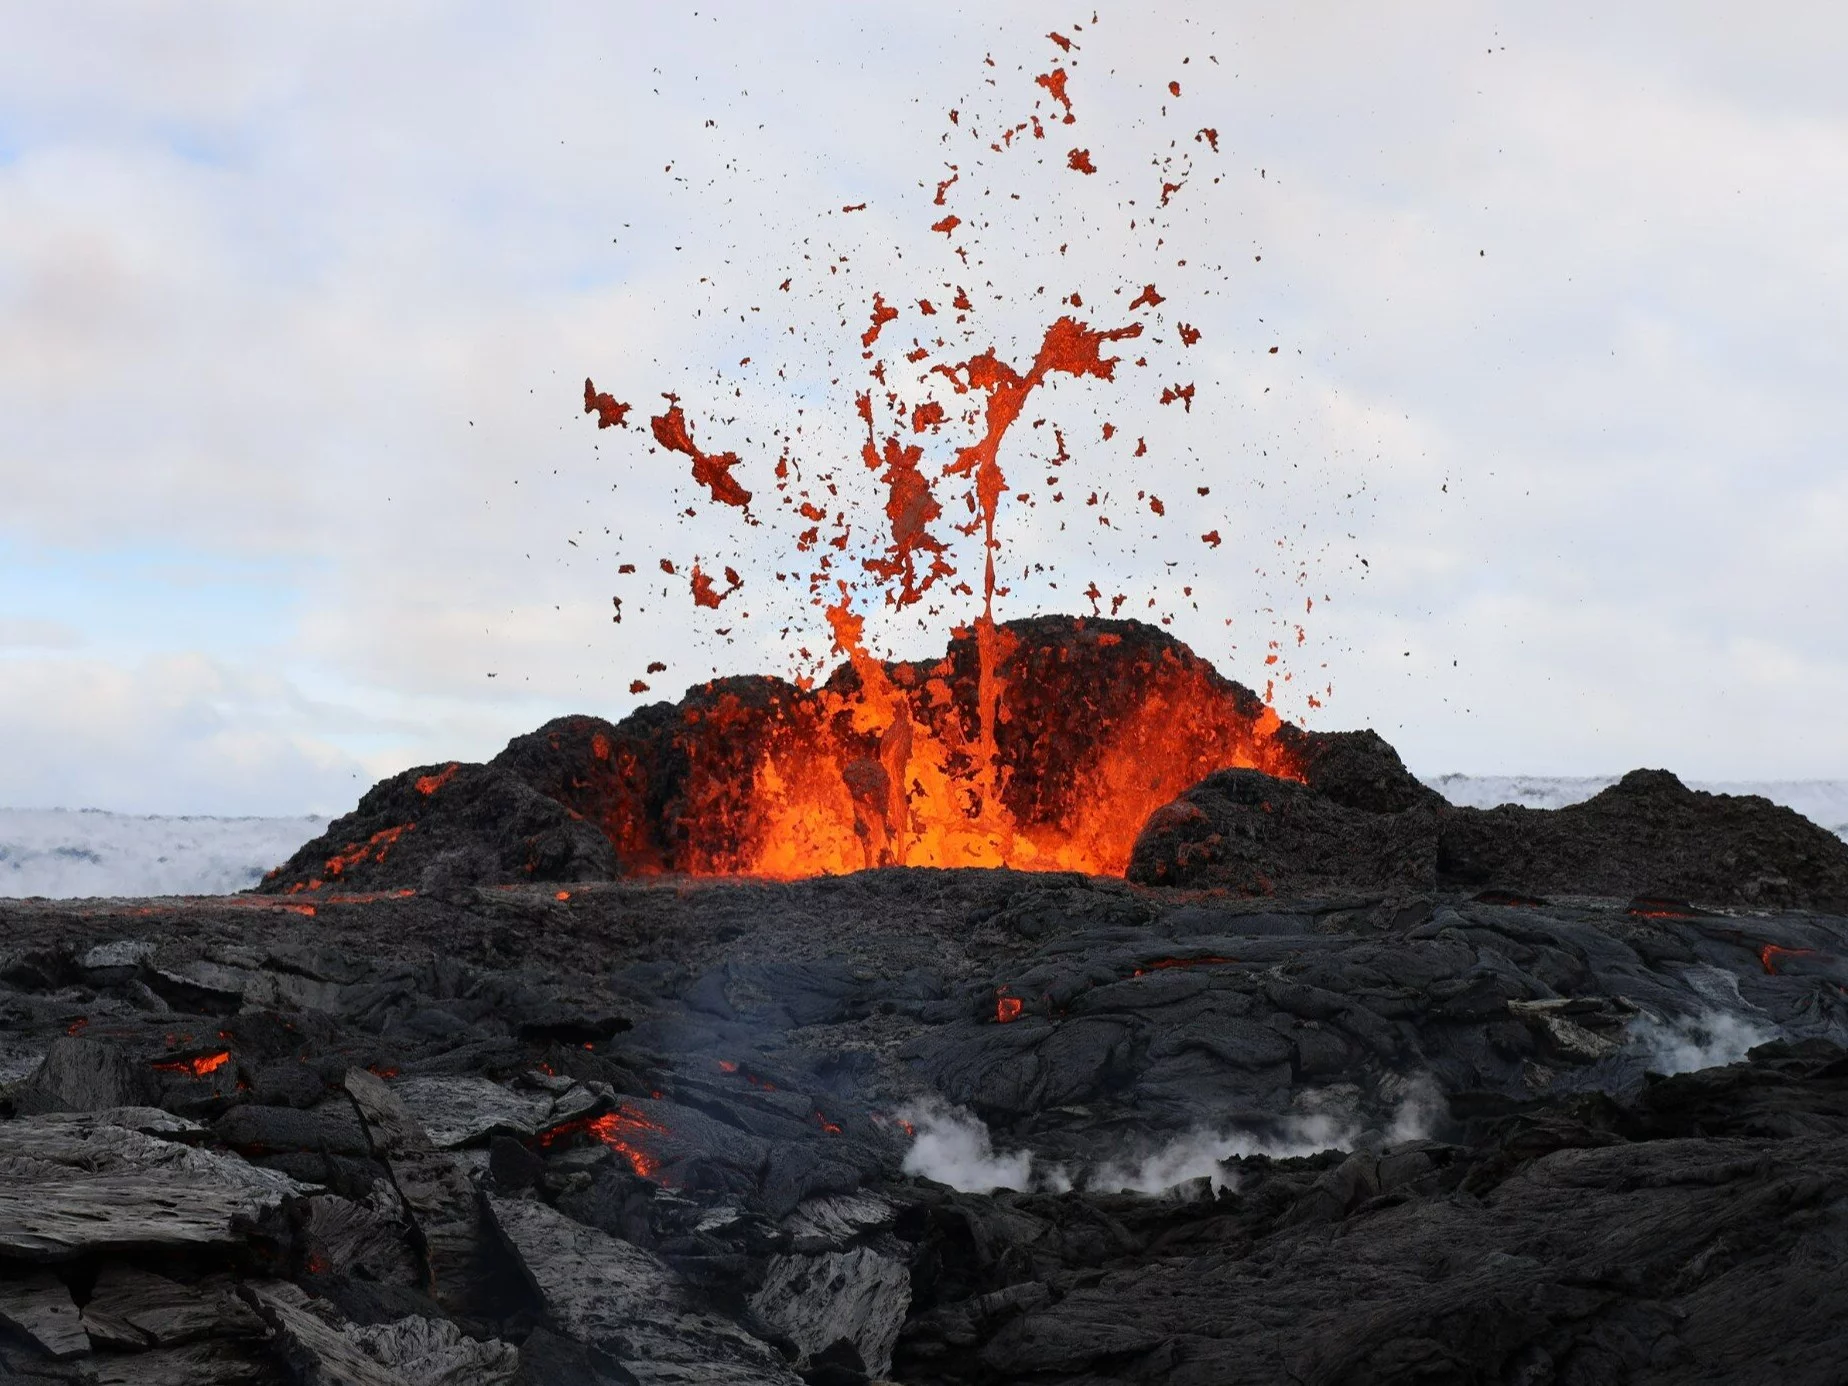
left=152, top=1050, right=231, bottom=1078
left=685, top=655, right=1299, bottom=878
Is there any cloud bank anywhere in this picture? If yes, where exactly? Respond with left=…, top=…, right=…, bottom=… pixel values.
left=5, top=4, right=1848, bottom=813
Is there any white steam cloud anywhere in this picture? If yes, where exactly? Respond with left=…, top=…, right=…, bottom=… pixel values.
left=900, top=1078, right=1445, bottom=1197
left=899, top=1099, right=1036, bottom=1193
left=1628, top=1009, right=1774, bottom=1076
left=1085, top=1110, right=1356, bottom=1196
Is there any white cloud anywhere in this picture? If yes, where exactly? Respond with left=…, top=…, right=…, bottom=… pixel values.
left=0, top=618, right=80, bottom=650
left=0, top=652, right=370, bottom=815
left=3, top=3, right=1847, bottom=812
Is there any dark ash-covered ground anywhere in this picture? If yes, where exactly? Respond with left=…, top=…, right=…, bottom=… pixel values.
left=4, top=871, right=1848, bottom=1384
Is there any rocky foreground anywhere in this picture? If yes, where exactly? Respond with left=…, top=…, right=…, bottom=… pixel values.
left=3, top=868, right=1848, bottom=1384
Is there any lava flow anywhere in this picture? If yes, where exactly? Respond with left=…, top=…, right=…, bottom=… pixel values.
left=152, top=1049, right=232, bottom=1078
left=538, top=1106, right=667, bottom=1179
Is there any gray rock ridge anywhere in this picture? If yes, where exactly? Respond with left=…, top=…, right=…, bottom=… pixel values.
left=1130, top=764, right=1848, bottom=910
left=0, top=877, right=1843, bottom=1382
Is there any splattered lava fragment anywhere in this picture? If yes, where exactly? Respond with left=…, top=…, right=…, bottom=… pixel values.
left=1159, top=382, right=1196, bottom=412
left=1035, top=68, right=1075, bottom=123
left=863, top=294, right=900, bottom=350
left=860, top=430, right=952, bottom=606
left=584, top=380, right=630, bottom=429
left=650, top=402, right=753, bottom=509
left=691, top=564, right=744, bottom=609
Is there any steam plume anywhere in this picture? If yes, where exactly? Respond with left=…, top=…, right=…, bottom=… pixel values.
left=898, top=1099, right=1034, bottom=1192
left=1628, top=1009, right=1774, bottom=1075
left=900, top=1080, right=1445, bottom=1197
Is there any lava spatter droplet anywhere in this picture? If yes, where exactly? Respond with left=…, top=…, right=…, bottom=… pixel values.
left=584, top=380, right=631, bottom=428
left=650, top=401, right=753, bottom=510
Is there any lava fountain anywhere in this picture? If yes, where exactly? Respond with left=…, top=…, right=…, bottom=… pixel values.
left=558, top=25, right=1311, bottom=880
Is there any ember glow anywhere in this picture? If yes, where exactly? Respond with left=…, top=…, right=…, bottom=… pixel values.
left=152, top=1049, right=231, bottom=1078
left=539, top=1105, right=668, bottom=1179
left=1760, top=944, right=1820, bottom=975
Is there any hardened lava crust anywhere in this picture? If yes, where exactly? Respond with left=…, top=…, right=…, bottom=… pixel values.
left=3, top=869, right=1848, bottom=1382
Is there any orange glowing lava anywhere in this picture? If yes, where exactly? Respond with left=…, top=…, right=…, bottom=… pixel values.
left=152, top=1050, right=231, bottom=1078
left=995, top=993, right=1023, bottom=1023
left=540, top=1106, right=668, bottom=1179
left=415, top=763, right=460, bottom=796
left=1760, top=944, right=1819, bottom=975
left=311, top=823, right=413, bottom=886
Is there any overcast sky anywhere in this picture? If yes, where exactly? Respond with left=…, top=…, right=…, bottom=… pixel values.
left=3, top=2, right=1845, bottom=816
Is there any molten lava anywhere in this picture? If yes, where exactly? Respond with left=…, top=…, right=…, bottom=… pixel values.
left=995, top=993, right=1023, bottom=1023
left=152, top=1050, right=231, bottom=1078
left=519, top=618, right=1302, bottom=879
left=415, top=763, right=460, bottom=796
left=539, top=1106, right=668, bottom=1179
left=1760, top=944, right=1819, bottom=975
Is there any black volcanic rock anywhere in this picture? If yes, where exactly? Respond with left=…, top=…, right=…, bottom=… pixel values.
left=5, top=875, right=1848, bottom=1382
left=1125, top=768, right=1438, bottom=896
left=14, top=1036, right=157, bottom=1116
left=1131, top=759, right=1848, bottom=909
left=1281, top=726, right=1447, bottom=815
left=256, top=761, right=616, bottom=895
left=1438, top=768, right=1848, bottom=910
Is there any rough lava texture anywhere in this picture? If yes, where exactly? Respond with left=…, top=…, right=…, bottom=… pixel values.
left=258, top=762, right=617, bottom=896
left=1127, top=768, right=1440, bottom=896
left=1130, top=764, right=1848, bottom=912
left=1436, top=767, right=1848, bottom=910
left=4, top=872, right=1848, bottom=1382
